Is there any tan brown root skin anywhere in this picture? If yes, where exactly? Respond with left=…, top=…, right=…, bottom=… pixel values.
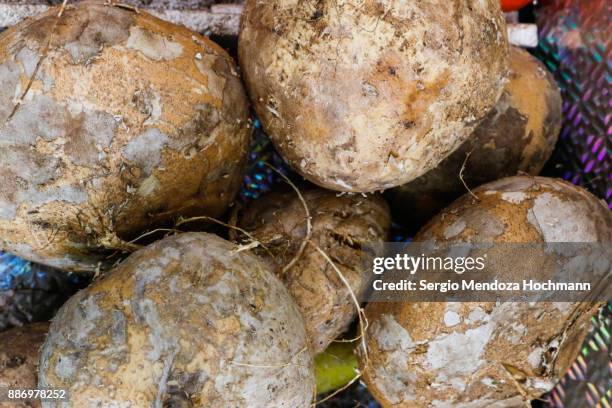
left=360, top=302, right=601, bottom=408
left=359, top=176, right=611, bottom=407
left=0, top=2, right=250, bottom=272
left=239, top=0, right=508, bottom=192
left=388, top=47, right=563, bottom=227
left=0, top=322, right=49, bottom=408
left=38, top=233, right=315, bottom=407
left=239, top=189, right=391, bottom=353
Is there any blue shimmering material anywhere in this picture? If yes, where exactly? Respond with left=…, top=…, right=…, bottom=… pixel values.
left=238, top=118, right=290, bottom=204
left=534, top=0, right=611, bottom=208
left=0, top=252, right=32, bottom=291
left=0, top=252, right=90, bottom=330
left=0, top=252, right=87, bottom=292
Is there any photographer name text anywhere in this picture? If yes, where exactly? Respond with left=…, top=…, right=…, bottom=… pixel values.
left=372, top=279, right=591, bottom=292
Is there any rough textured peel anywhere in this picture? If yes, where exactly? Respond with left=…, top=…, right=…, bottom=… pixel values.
left=239, top=0, right=508, bottom=192
left=39, top=233, right=315, bottom=407
left=0, top=1, right=250, bottom=272
left=388, top=47, right=563, bottom=227
left=239, top=189, right=390, bottom=353
left=360, top=176, right=611, bottom=407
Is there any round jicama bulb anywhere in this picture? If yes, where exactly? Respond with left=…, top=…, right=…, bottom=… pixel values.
left=39, top=233, right=315, bottom=407
left=239, top=0, right=508, bottom=192
left=0, top=2, right=250, bottom=272
left=359, top=176, right=611, bottom=407
left=239, top=189, right=390, bottom=353
left=387, top=47, right=563, bottom=227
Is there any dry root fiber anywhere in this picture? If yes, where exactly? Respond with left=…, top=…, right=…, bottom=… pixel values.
left=238, top=188, right=391, bottom=353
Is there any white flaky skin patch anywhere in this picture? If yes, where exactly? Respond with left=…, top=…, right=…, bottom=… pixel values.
left=125, top=26, right=184, bottom=61
left=527, top=192, right=599, bottom=242
left=369, top=314, right=417, bottom=405
left=417, top=176, right=612, bottom=245
left=362, top=302, right=600, bottom=407
left=239, top=0, right=509, bottom=192
left=39, top=233, right=315, bottom=408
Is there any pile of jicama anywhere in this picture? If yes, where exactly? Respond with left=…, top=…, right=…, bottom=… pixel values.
left=0, top=1, right=609, bottom=407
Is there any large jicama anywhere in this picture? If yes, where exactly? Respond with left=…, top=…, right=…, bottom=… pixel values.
left=239, top=0, right=509, bottom=192
left=0, top=1, right=250, bottom=272
left=239, top=188, right=390, bottom=353
left=39, top=233, right=315, bottom=407
left=388, top=47, right=563, bottom=226
left=359, top=176, right=611, bottom=407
